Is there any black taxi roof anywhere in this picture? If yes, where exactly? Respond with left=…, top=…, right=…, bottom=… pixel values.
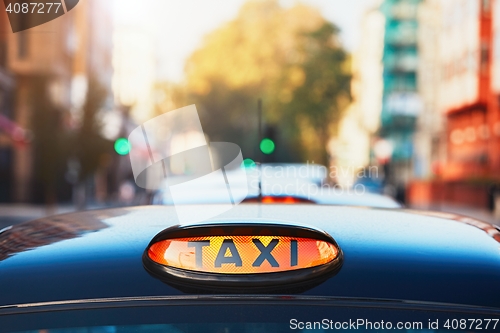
left=0, top=205, right=499, bottom=309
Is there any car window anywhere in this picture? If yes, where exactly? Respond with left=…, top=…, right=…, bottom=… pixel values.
left=3, top=302, right=500, bottom=333
left=11, top=323, right=491, bottom=333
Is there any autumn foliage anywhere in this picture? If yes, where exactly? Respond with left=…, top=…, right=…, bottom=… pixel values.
left=157, top=0, right=351, bottom=165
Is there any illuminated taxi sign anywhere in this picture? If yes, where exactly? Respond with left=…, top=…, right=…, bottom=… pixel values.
left=148, top=236, right=337, bottom=274
left=143, top=224, right=343, bottom=291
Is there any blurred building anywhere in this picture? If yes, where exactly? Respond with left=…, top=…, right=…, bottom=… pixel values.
left=332, top=5, right=385, bottom=187
left=438, top=0, right=491, bottom=180
left=414, top=0, right=444, bottom=180
left=68, top=0, right=115, bottom=206
left=112, top=1, right=157, bottom=123
left=6, top=7, right=74, bottom=203
left=0, top=0, right=113, bottom=203
left=379, top=0, right=423, bottom=196
left=70, top=0, right=114, bottom=119
left=409, top=0, right=500, bottom=210
left=492, top=0, right=500, bottom=176
left=0, top=10, right=16, bottom=202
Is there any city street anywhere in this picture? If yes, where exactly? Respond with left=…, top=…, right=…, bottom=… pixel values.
left=1, top=1, right=500, bottom=331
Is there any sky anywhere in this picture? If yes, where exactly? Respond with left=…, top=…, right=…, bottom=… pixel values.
left=114, top=0, right=381, bottom=83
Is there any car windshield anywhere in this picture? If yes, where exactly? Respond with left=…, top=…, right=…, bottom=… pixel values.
left=9, top=323, right=487, bottom=333
left=5, top=301, right=500, bottom=333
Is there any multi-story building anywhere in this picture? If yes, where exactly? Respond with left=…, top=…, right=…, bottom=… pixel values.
left=332, top=5, right=385, bottom=187
left=0, top=8, right=16, bottom=202
left=414, top=0, right=444, bottom=180
left=6, top=4, right=75, bottom=203
left=409, top=0, right=500, bottom=210
left=489, top=0, right=500, bottom=177
left=69, top=0, right=114, bottom=118
left=0, top=0, right=114, bottom=203
left=379, top=0, right=422, bottom=196
left=438, top=0, right=491, bottom=181
left=67, top=0, right=114, bottom=205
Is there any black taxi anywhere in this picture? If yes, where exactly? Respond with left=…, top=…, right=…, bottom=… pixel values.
left=0, top=204, right=499, bottom=332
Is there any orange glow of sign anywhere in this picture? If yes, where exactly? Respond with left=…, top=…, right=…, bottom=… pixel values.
left=148, top=236, right=338, bottom=274
left=261, top=196, right=306, bottom=204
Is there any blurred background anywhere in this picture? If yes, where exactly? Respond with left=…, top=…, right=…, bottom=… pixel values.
left=0, top=0, right=499, bottom=225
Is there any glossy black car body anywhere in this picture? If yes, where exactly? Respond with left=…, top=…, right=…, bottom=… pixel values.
left=0, top=205, right=500, bottom=331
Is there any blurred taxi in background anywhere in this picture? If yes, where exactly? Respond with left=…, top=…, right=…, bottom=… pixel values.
left=152, top=163, right=400, bottom=209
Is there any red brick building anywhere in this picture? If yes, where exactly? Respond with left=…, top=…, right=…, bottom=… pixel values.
left=443, top=0, right=493, bottom=181
left=409, top=0, right=500, bottom=209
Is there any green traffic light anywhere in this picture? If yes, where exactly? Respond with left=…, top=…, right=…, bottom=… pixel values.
left=242, top=158, right=256, bottom=168
left=114, top=138, right=131, bottom=155
left=260, top=138, right=275, bottom=154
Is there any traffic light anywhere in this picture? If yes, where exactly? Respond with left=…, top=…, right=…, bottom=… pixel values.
left=260, top=138, right=275, bottom=154
left=242, top=158, right=256, bottom=168
left=114, top=138, right=131, bottom=155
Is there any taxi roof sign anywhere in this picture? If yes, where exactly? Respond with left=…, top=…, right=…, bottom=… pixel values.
left=143, top=223, right=343, bottom=292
